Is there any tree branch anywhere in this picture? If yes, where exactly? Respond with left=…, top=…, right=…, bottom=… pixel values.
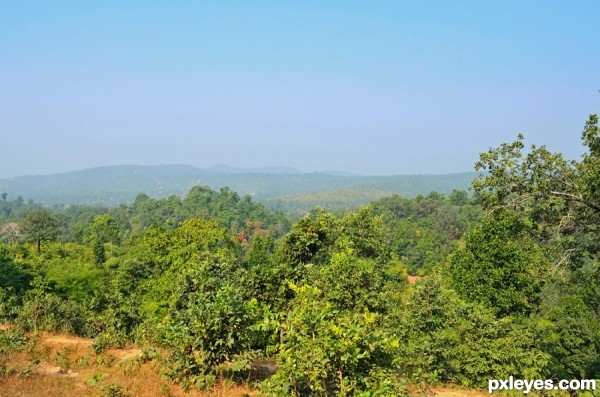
left=549, top=191, right=600, bottom=213
left=551, top=247, right=578, bottom=275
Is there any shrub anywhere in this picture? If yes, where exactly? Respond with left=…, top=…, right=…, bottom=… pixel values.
left=263, top=284, right=405, bottom=396
left=397, top=275, right=550, bottom=388
left=156, top=278, right=258, bottom=389
left=449, top=210, right=546, bottom=317
left=16, top=278, right=95, bottom=336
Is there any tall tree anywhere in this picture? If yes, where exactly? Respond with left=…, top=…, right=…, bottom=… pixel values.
left=472, top=114, right=600, bottom=270
left=85, top=214, right=120, bottom=265
left=449, top=209, right=546, bottom=317
left=21, top=209, right=60, bottom=254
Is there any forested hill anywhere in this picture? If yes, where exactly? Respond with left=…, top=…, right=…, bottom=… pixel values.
left=0, top=165, right=476, bottom=213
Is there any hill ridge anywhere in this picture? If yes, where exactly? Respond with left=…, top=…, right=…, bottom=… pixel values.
left=0, top=164, right=477, bottom=214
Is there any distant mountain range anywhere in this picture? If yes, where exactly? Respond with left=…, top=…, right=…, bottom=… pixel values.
left=0, top=165, right=478, bottom=214
left=206, top=164, right=305, bottom=174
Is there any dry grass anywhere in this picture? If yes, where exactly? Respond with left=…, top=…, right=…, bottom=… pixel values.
left=0, top=370, right=254, bottom=397
left=428, top=387, right=489, bottom=397
left=0, top=332, right=255, bottom=397
left=406, top=385, right=491, bottom=397
left=0, top=375, right=94, bottom=397
left=407, top=275, right=423, bottom=284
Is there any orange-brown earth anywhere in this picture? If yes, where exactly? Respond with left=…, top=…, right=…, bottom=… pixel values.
left=0, top=327, right=490, bottom=397
left=0, top=329, right=253, bottom=397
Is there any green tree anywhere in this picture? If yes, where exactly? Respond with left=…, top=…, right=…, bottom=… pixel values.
left=138, top=219, right=239, bottom=317
left=264, top=283, right=403, bottom=396
left=282, top=208, right=339, bottom=268
left=339, top=206, right=390, bottom=261
left=467, top=114, right=600, bottom=380
left=159, top=280, right=257, bottom=389
left=21, top=210, right=61, bottom=255
left=85, top=214, right=120, bottom=265
left=537, top=292, right=600, bottom=378
left=472, top=115, right=600, bottom=269
left=397, top=275, right=549, bottom=387
left=448, top=189, right=469, bottom=206
left=136, top=219, right=254, bottom=389
left=311, top=251, right=392, bottom=313
left=449, top=210, right=546, bottom=317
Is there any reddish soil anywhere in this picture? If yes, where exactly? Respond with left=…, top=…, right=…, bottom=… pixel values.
left=407, top=275, right=423, bottom=284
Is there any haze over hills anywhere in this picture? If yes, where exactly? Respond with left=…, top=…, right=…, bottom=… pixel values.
left=206, top=164, right=305, bottom=174
left=0, top=165, right=477, bottom=215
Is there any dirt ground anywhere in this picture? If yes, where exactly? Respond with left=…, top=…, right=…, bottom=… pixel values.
left=0, top=328, right=491, bottom=397
left=426, top=387, right=488, bottom=397
left=0, top=330, right=254, bottom=397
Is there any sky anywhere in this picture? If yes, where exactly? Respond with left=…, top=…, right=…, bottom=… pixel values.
left=1, top=1, right=599, bottom=178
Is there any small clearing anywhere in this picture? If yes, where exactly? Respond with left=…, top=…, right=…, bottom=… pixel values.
left=407, top=275, right=423, bottom=284
left=42, top=334, right=93, bottom=347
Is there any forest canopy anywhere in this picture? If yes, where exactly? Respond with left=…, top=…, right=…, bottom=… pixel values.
left=0, top=115, right=599, bottom=396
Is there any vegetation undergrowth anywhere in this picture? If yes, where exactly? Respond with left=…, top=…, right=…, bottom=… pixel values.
left=1, top=115, right=599, bottom=395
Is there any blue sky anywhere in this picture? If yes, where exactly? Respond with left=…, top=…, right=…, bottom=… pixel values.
left=1, top=1, right=599, bottom=177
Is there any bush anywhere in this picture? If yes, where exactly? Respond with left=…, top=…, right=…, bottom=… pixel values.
left=99, top=384, right=131, bottom=397
left=449, top=210, right=546, bottom=317
left=0, top=328, right=27, bottom=354
left=156, top=278, right=258, bottom=389
left=397, top=275, right=550, bottom=388
left=537, top=293, right=600, bottom=378
left=16, top=278, right=95, bottom=336
left=0, top=287, right=22, bottom=321
left=263, top=284, right=405, bottom=396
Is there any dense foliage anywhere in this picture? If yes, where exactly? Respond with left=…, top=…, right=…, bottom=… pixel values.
left=1, top=115, right=600, bottom=395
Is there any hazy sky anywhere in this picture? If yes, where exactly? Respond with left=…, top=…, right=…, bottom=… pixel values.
left=1, top=1, right=599, bottom=178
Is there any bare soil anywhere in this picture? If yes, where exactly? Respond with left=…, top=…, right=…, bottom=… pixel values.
left=428, top=387, right=488, bottom=397
left=0, top=332, right=254, bottom=397
left=1, top=332, right=491, bottom=397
